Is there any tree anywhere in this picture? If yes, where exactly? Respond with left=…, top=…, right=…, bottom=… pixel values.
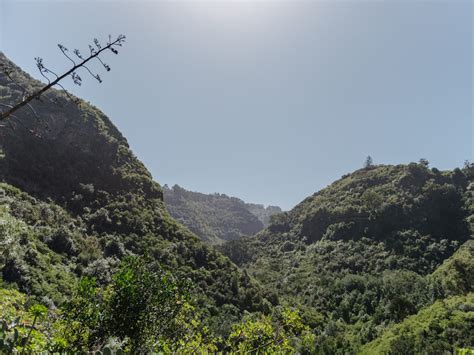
left=364, top=155, right=374, bottom=168
left=463, top=160, right=474, bottom=179
left=0, top=289, right=50, bottom=353
left=226, top=307, right=315, bottom=353
left=419, top=158, right=429, bottom=167
left=0, top=34, right=126, bottom=123
left=362, top=190, right=383, bottom=214
left=0, top=206, right=23, bottom=269
left=106, top=256, right=192, bottom=350
left=61, top=256, right=195, bottom=352
left=60, top=277, right=105, bottom=351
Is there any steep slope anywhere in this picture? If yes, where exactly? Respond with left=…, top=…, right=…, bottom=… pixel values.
left=360, top=293, right=474, bottom=354
left=0, top=52, right=272, bottom=330
left=221, top=163, right=473, bottom=351
left=163, top=184, right=280, bottom=244
left=361, top=242, right=474, bottom=354
left=429, top=239, right=474, bottom=297
left=0, top=183, right=80, bottom=305
left=246, top=203, right=282, bottom=227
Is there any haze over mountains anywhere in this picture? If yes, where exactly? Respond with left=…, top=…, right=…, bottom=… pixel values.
left=0, top=52, right=473, bottom=353
left=163, top=184, right=282, bottom=244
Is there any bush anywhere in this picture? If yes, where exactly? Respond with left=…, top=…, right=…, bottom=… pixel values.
left=46, top=227, right=77, bottom=256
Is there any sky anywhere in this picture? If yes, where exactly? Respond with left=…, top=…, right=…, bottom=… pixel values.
left=0, top=0, right=472, bottom=210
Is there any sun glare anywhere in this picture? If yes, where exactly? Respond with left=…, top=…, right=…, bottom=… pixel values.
left=181, top=1, right=295, bottom=34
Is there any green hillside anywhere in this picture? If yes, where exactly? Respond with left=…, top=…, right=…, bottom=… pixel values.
left=360, top=292, right=474, bottom=354
left=1, top=50, right=472, bottom=353
left=163, top=184, right=281, bottom=244
left=0, top=52, right=272, bottom=335
left=221, top=163, right=474, bottom=352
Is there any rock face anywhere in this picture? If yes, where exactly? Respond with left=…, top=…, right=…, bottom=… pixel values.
left=0, top=52, right=271, bottom=321
left=164, top=184, right=279, bottom=244
left=0, top=51, right=161, bottom=208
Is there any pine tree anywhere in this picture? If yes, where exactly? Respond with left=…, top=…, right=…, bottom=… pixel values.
left=364, top=155, right=374, bottom=168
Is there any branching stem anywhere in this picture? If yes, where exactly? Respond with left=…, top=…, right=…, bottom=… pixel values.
left=0, top=35, right=124, bottom=121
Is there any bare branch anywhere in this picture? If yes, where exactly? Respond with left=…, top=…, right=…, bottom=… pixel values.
left=25, top=102, right=40, bottom=120
left=9, top=114, right=31, bottom=132
left=81, top=64, right=101, bottom=82
left=94, top=38, right=102, bottom=50
left=43, top=66, right=60, bottom=81
left=58, top=44, right=76, bottom=66
left=73, top=49, right=84, bottom=60
left=35, top=57, right=51, bottom=84
left=71, top=72, right=82, bottom=86
left=0, top=103, right=14, bottom=110
left=55, top=82, right=80, bottom=103
left=96, top=56, right=111, bottom=72
left=0, top=34, right=126, bottom=121
left=1, top=101, right=40, bottom=125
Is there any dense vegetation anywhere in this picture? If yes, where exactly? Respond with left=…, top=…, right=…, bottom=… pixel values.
left=164, top=184, right=281, bottom=244
left=359, top=240, right=474, bottom=354
left=221, top=163, right=474, bottom=353
left=1, top=51, right=472, bottom=353
left=0, top=52, right=272, bottom=341
left=0, top=258, right=313, bottom=353
left=246, top=203, right=282, bottom=228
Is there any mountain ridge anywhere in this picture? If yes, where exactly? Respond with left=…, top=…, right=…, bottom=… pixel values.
left=163, top=184, right=282, bottom=244
left=220, top=162, right=473, bottom=352
left=0, top=50, right=472, bottom=352
left=0, top=51, right=273, bottom=331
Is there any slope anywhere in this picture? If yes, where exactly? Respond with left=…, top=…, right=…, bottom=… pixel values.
left=361, top=240, right=474, bottom=354
left=0, top=52, right=272, bottom=331
left=221, top=163, right=473, bottom=351
left=163, top=184, right=281, bottom=244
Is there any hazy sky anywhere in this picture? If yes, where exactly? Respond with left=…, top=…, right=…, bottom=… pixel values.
left=1, top=0, right=472, bottom=210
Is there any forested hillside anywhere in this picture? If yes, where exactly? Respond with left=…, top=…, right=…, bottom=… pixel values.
left=163, top=184, right=281, bottom=244
left=221, top=163, right=474, bottom=353
left=0, top=52, right=273, bottom=350
left=0, top=50, right=472, bottom=353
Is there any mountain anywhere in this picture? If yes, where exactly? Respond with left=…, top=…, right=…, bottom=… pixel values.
left=163, top=184, right=281, bottom=244
left=1, top=50, right=472, bottom=353
left=362, top=240, right=474, bottom=354
left=246, top=203, right=282, bottom=227
left=0, top=52, right=273, bottom=334
left=221, top=163, right=474, bottom=352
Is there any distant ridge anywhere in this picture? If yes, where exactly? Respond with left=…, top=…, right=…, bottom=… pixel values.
left=163, top=184, right=282, bottom=244
left=0, top=51, right=272, bottom=324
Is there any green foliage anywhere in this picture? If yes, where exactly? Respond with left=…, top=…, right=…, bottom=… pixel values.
left=0, top=260, right=219, bottom=353
left=227, top=307, right=315, bottom=353
left=0, top=288, right=50, bottom=352
left=361, top=293, right=474, bottom=354
left=60, top=277, right=105, bottom=350
left=1, top=52, right=473, bottom=353
left=163, top=184, right=274, bottom=244
left=153, top=302, right=219, bottom=353
left=0, top=204, right=23, bottom=269
left=430, top=240, right=474, bottom=297
left=223, top=164, right=473, bottom=352
left=106, top=256, right=191, bottom=350
left=0, top=183, right=80, bottom=304
left=58, top=256, right=220, bottom=352
left=0, top=52, right=271, bottom=322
